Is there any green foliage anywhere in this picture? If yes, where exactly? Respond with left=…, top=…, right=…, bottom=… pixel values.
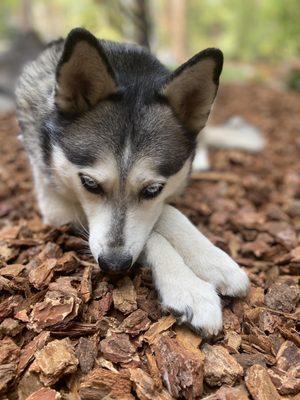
left=187, top=0, right=300, bottom=61
left=1, top=0, right=300, bottom=62
left=287, top=67, right=300, bottom=92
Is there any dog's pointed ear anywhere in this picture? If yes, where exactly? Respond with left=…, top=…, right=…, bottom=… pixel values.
left=162, top=48, right=223, bottom=133
left=55, top=28, right=117, bottom=114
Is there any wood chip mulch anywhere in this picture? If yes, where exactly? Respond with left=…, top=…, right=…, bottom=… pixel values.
left=0, top=84, right=299, bottom=399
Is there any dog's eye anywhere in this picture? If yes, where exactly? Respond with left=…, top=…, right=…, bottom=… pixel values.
left=140, top=183, right=164, bottom=200
left=80, top=174, right=104, bottom=195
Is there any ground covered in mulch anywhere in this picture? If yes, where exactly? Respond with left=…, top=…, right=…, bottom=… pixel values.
left=0, top=84, right=299, bottom=400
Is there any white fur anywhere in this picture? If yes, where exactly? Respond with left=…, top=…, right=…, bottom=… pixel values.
left=155, top=205, right=250, bottom=297
left=140, top=231, right=222, bottom=336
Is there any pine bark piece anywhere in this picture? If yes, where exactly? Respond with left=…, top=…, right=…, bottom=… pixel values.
left=276, top=340, right=300, bottom=371
left=100, top=333, right=136, bottom=364
left=55, top=251, right=79, bottom=273
left=224, top=331, right=242, bottom=353
left=175, top=325, right=202, bottom=352
left=145, top=350, right=163, bottom=391
left=79, top=367, right=133, bottom=399
left=203, top=344, right=243, bottom=387
left=112, top=277, right=137, bottom=315
left=153, top=333, right=204, bottom=399
left=265, top=283, right=299, bottom=313
left=0, top=295, right=23, bottom=322
left=233, top=353, right=267, bottom=371
left=26, top=388, right=61, bottom=400
left=80, top=266, right=92, bottom=303
left=17, top=331, right=50, bottom=376
left=29, top=291, right=81, bottom=332
left=202, top=385, right=250, bottom=399
left=143, top=315, right=176, bottom=344
left=28, top=258, right=57, bottom=289
left=0, top=264, right=25, bottom=277
left=17, top=369, right=44, bottom=400
left=268, top=366, right=300, bottom=395
left=0, top=318, right=22, bottom=337
left=75, top=337, right=97, bottom=374
left=129, top=368, right=173, bottom=400
left=245, top=364, right=281, bottom=400
left=30, top=338, right=78, bottom=386
left=118, top=309, right=151, bottom=335
left=0, top=337, right=20, bottom=394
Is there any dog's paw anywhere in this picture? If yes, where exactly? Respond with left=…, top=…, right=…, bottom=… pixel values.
left=217, top=264, right=250, bottom=298
left=159, top=279, right=223, bottom=337
left=187, top=246, right=250, bottom=298
left=205, top=247, right=250, bottom=297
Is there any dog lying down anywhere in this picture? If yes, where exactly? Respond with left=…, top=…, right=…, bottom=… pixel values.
left=16, top=28, right=250, bottom=336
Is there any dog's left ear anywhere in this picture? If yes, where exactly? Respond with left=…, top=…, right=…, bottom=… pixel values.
left=162, top=48, right=223, bottom=133
left=55, top=28, right=117, bottom=114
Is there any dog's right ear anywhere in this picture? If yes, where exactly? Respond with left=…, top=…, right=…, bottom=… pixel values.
left=55, top=28, right=117, bottom=114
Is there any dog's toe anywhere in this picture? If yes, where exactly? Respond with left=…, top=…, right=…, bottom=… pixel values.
left=218, top=267, right=250, bottom=297
left=160, top=280, right=223, bottom=337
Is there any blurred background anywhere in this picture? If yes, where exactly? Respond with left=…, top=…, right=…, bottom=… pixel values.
left=1, top=0, right=300, bottom=104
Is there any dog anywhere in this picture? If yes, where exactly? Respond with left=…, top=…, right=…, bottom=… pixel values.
left=16, top=28, right=249, bottom=335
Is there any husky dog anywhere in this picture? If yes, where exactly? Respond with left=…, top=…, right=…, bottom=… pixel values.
left=16, top=28, right=249, bottom=335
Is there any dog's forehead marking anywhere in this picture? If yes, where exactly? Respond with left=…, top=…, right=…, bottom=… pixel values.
left=127, top=157, right=166, bottom=186
left=52, top=145, right=119, bottom=184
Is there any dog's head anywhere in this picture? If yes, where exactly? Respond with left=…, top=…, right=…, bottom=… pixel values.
left=47, top=28, right=223, bottom=274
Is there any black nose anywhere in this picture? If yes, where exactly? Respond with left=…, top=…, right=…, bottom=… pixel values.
left=98, top=253, right=133, bottom=274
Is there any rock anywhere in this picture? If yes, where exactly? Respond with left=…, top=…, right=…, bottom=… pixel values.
left=202, top=344, right=243, bottom=387
left=265, top=283, right=299, bottom=313
left=30, top=338, right=78, bottom=386
left=79, top=367, right=133, bottom=399
left=112, top=277, right=137, bottom=314
left=153, top=333, right=204, bottom=399
left=245, top=364, right=281, bottom=400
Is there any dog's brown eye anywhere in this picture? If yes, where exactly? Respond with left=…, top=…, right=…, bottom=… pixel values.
left=140, top=183, right=164, bottom=200
left=80, top=174, right=104, bottom=195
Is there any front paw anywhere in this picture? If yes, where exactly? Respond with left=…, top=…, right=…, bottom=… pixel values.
left=159, top=279, right=223, bottom=337
left=207, top=248, right=250, bottom=297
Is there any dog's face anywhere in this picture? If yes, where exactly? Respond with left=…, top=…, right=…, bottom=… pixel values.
left=48, top=28, right=223, bottom=274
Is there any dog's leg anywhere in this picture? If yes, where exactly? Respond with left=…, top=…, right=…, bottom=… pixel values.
left=140, top=231, right=222, bottom=336
left=154, top=205, right=249, bottom=297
